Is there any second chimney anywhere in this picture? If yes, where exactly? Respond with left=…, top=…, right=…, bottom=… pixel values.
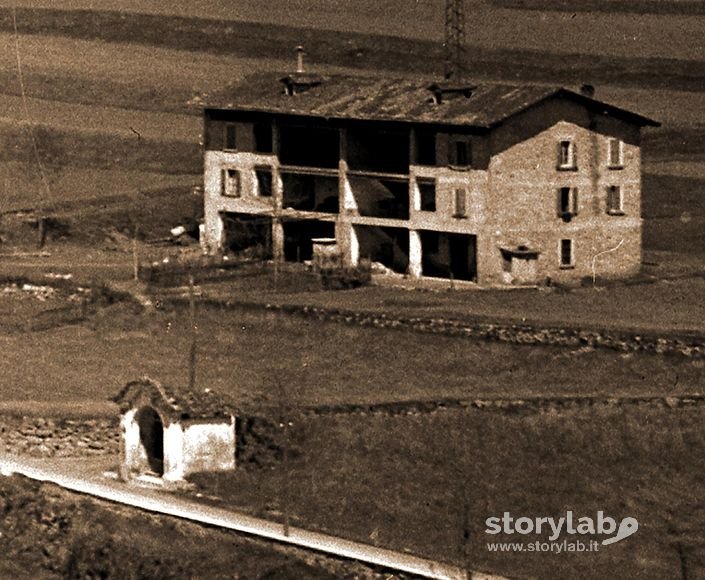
left=296, top=45, right=305, bottom=73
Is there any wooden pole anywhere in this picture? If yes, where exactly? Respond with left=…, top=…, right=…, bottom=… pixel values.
left=188, top=274, right=197, bottom=391
left=132, top=224, right=139, bottom=281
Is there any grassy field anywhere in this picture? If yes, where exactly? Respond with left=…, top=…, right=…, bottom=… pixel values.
left=0, top=474, right=365, bottom=579
left=490, top=0, right=705, bottom=15
left=5, top=1, right=705, bottom=63
left=192, top=402, right=705, bottom=579
left=0, top=291, right=700, bottom=406
left=0, top=93, right=199, bottom=140
left=199, top=263, right=705, bottom=334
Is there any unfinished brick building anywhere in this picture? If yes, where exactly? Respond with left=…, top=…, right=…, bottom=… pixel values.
left=200, top=72, right=658, bottom=285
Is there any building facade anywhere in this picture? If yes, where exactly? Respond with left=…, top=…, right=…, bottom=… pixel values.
left=114, top=378, right=237, bottom=485
left=200, top=74, right=658, bottom=285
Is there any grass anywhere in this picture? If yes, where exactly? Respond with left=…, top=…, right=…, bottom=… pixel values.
left=200, top=266, right=705, bottom=335
left=0, top=122, right=200, bottom=174
left=0, top=162, right=194, bottom=212
left=0, top=6, right=705, bottom=96
left=0, top=298, right=700, bottom=407
left=3, top=1, right=705, bottom=64
left=0, top=475, right=351, bottom=579
left=0, top=93, right=199, bottom=141
left=192, top=403, right=705, bottom=579
left=490, top=0, right=705, bottom=15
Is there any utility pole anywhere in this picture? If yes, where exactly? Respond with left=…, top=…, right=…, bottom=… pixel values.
left=188, top=274, right=197, bottom=391
left=445, top=0, right=467, bottom=80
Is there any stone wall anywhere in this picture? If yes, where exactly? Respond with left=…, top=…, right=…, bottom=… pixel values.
left=226, top=302, right=705, bottom=358
left=304, top=393, right=705, bottom=418
left=0, top=415, right=119, bottom=458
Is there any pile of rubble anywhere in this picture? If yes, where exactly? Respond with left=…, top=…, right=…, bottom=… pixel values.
left=0, top=274, right=91, bottom=303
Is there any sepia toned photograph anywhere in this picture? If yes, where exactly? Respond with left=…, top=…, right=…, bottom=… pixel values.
left=0, top=1, right=703, bottom=578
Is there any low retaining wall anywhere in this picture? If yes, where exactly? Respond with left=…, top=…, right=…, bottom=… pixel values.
left=219, top=301, right=705, bottom=358
left=303, top=394, right=705, bottom=418
left=0, top=416, right=119, bottom=458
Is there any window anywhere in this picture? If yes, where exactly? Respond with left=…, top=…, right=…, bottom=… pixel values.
left=255, top=167, right=273, bottom=197
left=449, top=139, right=472, bottom=167
left=454, top=188, right=467, bottom=218
left=560, top=239, right=574, bottom=268
left=608, top=138, right=623, bottom=169
left=557, top=140, right=576, bottom=170
left=415, top=130, right=436, bottom=166
left=224, top=123, right=237, bottom=150
left=221, top=169, right=240, bottom=197
left=418, top=179, right=436, bottom=211
left=607, top=185, right=623, bottom=215
left=557, top=187, right=578, bottom=220
left=423, top=231, right=439, bottom=254
left=254, top=122, right=273, bottom=153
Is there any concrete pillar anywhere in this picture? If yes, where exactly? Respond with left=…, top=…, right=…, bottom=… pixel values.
left=272, top=218, right=284, bottom=262
left=202, top=151, right=227, bottom=254
left=162, top=422, right=185, bottom=483
left=120, top=410, right=138, bottom=480
left=338, top=221, right=359, bottom=267
left=408, top=229, right=422, bottom=278
left=341, top=166, right=357, bottom=213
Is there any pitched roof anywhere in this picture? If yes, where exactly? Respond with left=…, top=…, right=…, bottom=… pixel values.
left=113, top=377, right=236, bottom=422
left=200, top=73, right=660, bottom=129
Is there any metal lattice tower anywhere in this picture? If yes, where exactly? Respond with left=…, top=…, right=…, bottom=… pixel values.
left=444, top=0, right=467, bottom=81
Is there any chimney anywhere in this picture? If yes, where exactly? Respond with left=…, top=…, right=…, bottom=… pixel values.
left=280, top=46, right=322, bottom=95
left=296, top=45, right=305, bottom=74
left=580, top=84, right=595, bottom=98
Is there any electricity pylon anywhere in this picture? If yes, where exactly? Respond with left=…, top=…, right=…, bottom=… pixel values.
left=444, top=0, right=467, bottom=80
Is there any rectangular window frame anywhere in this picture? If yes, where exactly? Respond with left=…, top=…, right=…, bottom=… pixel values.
left=559, top=238, right=574, bottom=269
left=557, top=186, right=578, bottom=220
left=255, top=166, right=273, bottom=198
left=448, top=137, right=472, bottom=169
left=606, top=185, right=624, bottom=215
left=414, top=130, right=437, bottom=166
left=608, top=138, right=624, bottom=169
left=453, top=188, right=467, bottom=218
left=557, top=139, right=576, bottom=171
left=224, top=123, right=237, bottom=151
left=254, top=122, right=273, bottom=154
left=417, top=178, right=436, bottom=212
left=221, top=168, right=241, bottom=198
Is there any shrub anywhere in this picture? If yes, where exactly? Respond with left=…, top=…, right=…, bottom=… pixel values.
left=319, top=262, right=372, bottom=290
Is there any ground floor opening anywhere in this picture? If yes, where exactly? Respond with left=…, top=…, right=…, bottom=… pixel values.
left=136, top=406, right=164, bottom=476
left=420, top=231, right=477, bottom=282
left=283, top=219, right=335, bottom=262
left=222, top=213, right=273, bottom=259
left=354, top=225, right=409, bottom=274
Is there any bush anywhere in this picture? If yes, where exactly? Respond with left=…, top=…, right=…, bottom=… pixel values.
left=319, top=262, right=372, bottom=290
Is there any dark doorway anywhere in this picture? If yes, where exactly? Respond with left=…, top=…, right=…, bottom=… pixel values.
left=137, top=407, right=164, bottom=475
left=449, top=233, right=476, bottom=281
left=283, top=220, right=335, bottom=262
left=420, top=231, right=477, bottom=281
left=222, top=213, right=273, bottom=259
left=354, top=225, right=409, bottom=274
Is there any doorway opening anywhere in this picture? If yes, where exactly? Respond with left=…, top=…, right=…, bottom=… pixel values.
left=137, top=407, right=164, bottom=476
